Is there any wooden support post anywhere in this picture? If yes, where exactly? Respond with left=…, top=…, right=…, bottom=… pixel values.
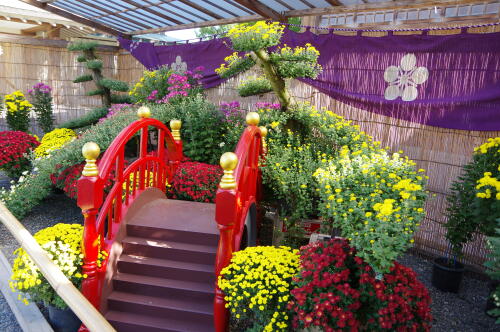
left=77, top=142, right=103, bottom=311
left=214, top=152, right=238, bottom=332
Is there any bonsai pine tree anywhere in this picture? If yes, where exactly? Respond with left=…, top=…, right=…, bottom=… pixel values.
left=215, top=21, right=322, bottom=111
left=65, top=41, right=131, bottom=129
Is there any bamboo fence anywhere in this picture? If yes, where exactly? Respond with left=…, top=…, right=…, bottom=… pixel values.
left=0, top=41, right=119, bottom=135
left=2, top=23, right=499, bottom=270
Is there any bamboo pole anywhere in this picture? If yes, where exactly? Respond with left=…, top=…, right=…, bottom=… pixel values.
left=0, top=202, right=116, bottom=332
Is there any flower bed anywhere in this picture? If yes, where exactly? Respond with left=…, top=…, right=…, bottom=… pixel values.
left=0, top=131, right=39, bottom=178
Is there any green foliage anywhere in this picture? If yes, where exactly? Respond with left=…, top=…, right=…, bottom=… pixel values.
left=57, top=107, right=108, bottom=129
left=86, top=59, right=103, bottom=70
left=110, top=94, right=132, bottom=104
left=28, top=83, right=54, bottom=134
left=3, top=91, right=31, bottom=132
left=149, top=96, right=226, bottom=164
left=485, top=219, right=500, bottom=323
left=99, top=78, right=129, bottom=92
left=67, top=41, right=97, bottom=52
left=258, top=103, right=427, bottom=274
left=76, top=55, right=87, bottom=63
left=196, top=24, right=236, bottom=38
left=226, top=21, right=284, bottom=52
left=87, top=89, right=105, bottom=96
left=128, top=66, right=173, bottom=104
left=445, top=137, right=500, bottom=256
left=73, top=74, right=93, bottom=83
left=238, top=76, right=273, bottom=97
left=218, top=246, right=300, bottom=331
left=287, top=17, right=301, bottom=33
left=215, top=52, right=255, bottom=79
left=270, top=44, right=322, bottom=79
left=2, top=97, right=222, bottom=219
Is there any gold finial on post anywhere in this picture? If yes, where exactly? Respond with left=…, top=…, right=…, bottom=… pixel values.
left=137, top=106, right=151, bottom=119
left=82, top=142, right=100, bottom=177
left=259, top=126, right=268, bottom=151
left=246, top=112, right=260, bottom=126
left=219, top=152, right=238, bottom=190
left=170, top=119, right=182, bottom=141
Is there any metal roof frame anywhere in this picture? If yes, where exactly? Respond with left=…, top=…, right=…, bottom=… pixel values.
left=18, top=0, right=500, bottom=38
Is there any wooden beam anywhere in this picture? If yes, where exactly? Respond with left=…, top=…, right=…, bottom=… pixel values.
left=16, top=0, right=128, bottom=37
left=284, top=0, right=499, bottom=18
left=76, top=0, right=152, bottom=29
left=324, top=0, right=343, bottom=5
left=129, top=14, right=261, bottom=35
left=176, top=0, right=224, bottom=20
left=0, top=33, right=120, bottom=50
left=233, top=0, right=285, bottom=21
left=119, top=0, right=183, bottom=25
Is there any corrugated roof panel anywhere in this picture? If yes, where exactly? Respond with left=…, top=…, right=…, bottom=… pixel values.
left=260, top=0, right=290, bottom=12
left=196, top=0, right=237, bottom=19
left=282, top=0, right=310, bottom=10
left=134, top=9, right=178, bottom=26
left=152, top=5, right=198, bottom=24
left=168, top=1, right=214, bottom=21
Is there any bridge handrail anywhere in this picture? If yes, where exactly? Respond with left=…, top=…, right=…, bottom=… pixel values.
left=76, top=107, right=183, bottom=317
left=213, top=112, right=266, bottom=332
left=0, top=202, right=116, bottom=332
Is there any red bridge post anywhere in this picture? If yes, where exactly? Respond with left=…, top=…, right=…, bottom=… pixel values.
left=77, top=142, right=104, bottom=311
left=214, top=152, right=238, bottom=332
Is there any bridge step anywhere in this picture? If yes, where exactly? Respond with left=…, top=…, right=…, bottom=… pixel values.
left=106, top=310, right=211, bottom=332
left=106, top=198, right=217, bottom=332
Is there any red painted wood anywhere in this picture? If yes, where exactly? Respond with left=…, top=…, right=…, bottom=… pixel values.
left=77, top=117, right=183, bottom=319
left=213, top=124, right=266, bottom=332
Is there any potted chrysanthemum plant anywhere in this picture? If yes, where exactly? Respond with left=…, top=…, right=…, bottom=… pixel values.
left=439, top=137, right=500, bottom=293
left=10, top=223, right=107, bottom=332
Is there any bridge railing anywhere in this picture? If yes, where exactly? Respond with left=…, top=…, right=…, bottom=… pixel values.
left=77, top=106, right=183, bottom=313
left=213, top=112, right=267, bottom=332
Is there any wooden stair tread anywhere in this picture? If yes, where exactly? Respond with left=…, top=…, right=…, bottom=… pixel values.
left=108, top=291, right=212, bottom=315
left=119, top=254, right=214, bottom=273
left=114, top=272, right=214, bottom=294
left=122, top=236, right=217, bottom=254
left=129, top=199, right=218, bottom=235
left=106, top=310, right=213, bottom=332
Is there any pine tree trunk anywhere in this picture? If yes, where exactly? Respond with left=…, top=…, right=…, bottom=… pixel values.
left=84, top=50, right=112, bottom=108
left=252, top=49, right=291, bottom=110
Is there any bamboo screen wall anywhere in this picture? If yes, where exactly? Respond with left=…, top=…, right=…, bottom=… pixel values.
left=1, top=25, right=499, bottom=270
left=0, top=40, right=119, bottom=135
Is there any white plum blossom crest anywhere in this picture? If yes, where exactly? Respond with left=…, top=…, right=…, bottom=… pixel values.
left=171, top=55, right=187, bottom=73
left=384, top=53, right=428, bottom=102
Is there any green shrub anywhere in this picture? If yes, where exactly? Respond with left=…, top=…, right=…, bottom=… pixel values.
left=85, top=59, right=103, bottom=70
left=73, top=74, right=93, bottom=83
left=485, top=218, right=500, bottom=323
left=445, top=137, right=500, bottom=256
left=149, top=96, right=227, bottom=164
left=2, top=97, right=224, bottom=219
left=28, top=83, right=54, bottom=133
left=67, top=41, right=97, bottom=52
left=57, top=107, right=108, bottom=129
left=3, top=91, right=32, bottom=132
left=238, top=76, right=273, bottom=97
left=100, top=78, right=128, bottom=92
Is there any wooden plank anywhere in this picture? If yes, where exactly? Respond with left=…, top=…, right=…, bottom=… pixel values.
left=284, top=0, right=499, bottom=18
left=0, top=203, right=117, bottom=332
left=76, top=0, right=152, bottom=29
left=17, top=0, right=128, bottom=37
left=324, top=0, right=343, bottom=5
left=0, top=33, right=119, bottom=50
left=118, top=0, right=183, bottom=24
left=233, top=0, right=285, bottom=20
left=176, top=0, right=224, bottom=19
left=129, top=14, right=262, bottom=35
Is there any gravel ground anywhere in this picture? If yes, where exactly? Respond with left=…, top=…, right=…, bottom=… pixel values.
left=399, top=252, right=498, bottom=332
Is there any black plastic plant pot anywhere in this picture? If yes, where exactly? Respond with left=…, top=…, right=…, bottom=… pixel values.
left=47, top=304, right=81, bottom=332
left=432, top=257, right=465, bottom=293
